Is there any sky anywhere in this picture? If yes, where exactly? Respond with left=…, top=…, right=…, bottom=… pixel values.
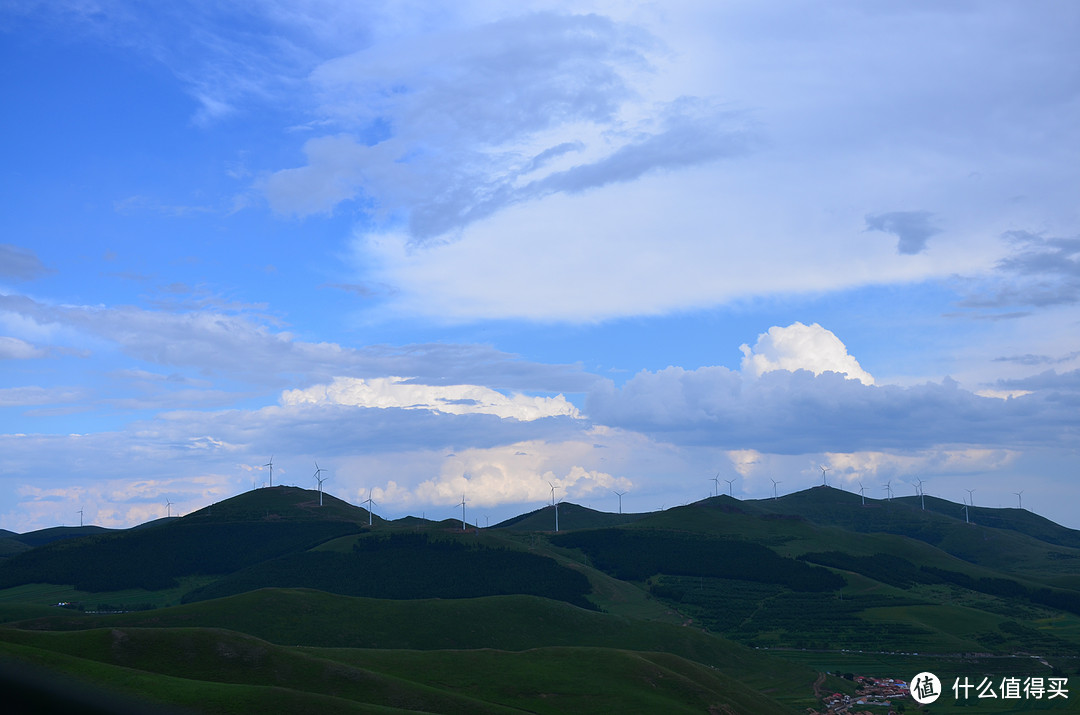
left=2, top=1, right=1079, bottom=532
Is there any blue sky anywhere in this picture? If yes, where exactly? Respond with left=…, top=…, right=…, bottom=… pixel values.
left=2, top=1, right=1079, bottom=531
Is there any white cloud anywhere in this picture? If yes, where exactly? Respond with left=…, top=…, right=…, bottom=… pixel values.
left=408, top=443, right=629, bottom=510
left=726, top=449, right=763, bottom=478
left=7, top=475, right=231, bottom=532
left=974, top=389, right=1033, bottom=400
left=739, top=322, right=875, bottom=386
left=822, top=449, right=1018, bottom=487
left=280, top=376, right=580, bottom=420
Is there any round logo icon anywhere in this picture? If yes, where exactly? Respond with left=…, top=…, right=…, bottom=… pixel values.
left=911, top=671, right=942, bottom=704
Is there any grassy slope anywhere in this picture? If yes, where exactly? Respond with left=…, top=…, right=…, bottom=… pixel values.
left=0, top=625, right=793, bottom=714
left=317, top=646, right=795, bottom=715
left=5, top=588, right=813, bottom=689
left=0, top=629, right=492, bottom=714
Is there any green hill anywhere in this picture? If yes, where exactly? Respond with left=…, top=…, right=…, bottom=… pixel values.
left=493, top=502, right=646, bottom=531
left=5, top=485, right=1080, bottom=712
left=10, top=525, right=118, bottom=548
left=182, top=485, right=382, bottom=525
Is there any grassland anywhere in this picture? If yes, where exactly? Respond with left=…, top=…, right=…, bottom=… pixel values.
left=0, top=623, right=799, bottom=714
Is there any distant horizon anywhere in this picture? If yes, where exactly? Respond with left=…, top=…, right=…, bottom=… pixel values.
left=16, top=482, right=1072, bottom=535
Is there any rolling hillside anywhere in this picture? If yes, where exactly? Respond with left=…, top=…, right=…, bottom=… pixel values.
left=2, top=485, right=1079, bottom=713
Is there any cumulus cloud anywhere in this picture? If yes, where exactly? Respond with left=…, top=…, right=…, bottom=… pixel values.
left=398, top=440, right=631, bottom=510
left=587, top=363, right=1074, bottom=454
left=865, top=211, right=941, bottom=255
left=281, top=376, right=580, bottom=420
left=739, top=322, right=875, bottom=385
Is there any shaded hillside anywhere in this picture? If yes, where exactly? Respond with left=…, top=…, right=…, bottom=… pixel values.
left=181, top=533, right=594, bottom=609
left=740, top=486, right=1080, bottom=550
left=552, top=528, right=844, bottom=591
left=0, top=538, right=31, bottom=558
left=0, top=520, right=360, bottom=592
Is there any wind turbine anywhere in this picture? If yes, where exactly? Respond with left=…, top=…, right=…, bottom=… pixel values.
left=1014, top=491, right=1023, bottom=509
left=916, top=479, right=927, bottom=510
left=554, top=498, right=562, bottom=533
left=858, top=482, right=865, bottom=506
left=883, top=481, right=893, bottom=501
left=264, top=456, right=274, bottom=488
left=965, top=488, right=975, bottom=508
left=548, top=481, right=558, bottom=506
left=614, top=490, right=627, bottom=514
left=710, top=473, right=720, bottom=497
left=819, top=465, right=829, bottom=487
left=459, top=494, right=467, bottom=531
left=363, top=490, right=376, bottom=527
left=770, top=478, right=781, bottom=500
left=77, top=508, right=84, bottom=527
left=313, top=461, right=328, bottom=506
left=165, top=499, right=173, bottom=519
left=724, top=478, right=735, bottom=497
left=962, top=503, right=970, bottom=524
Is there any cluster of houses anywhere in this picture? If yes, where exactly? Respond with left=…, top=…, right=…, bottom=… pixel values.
left=816, top=676, right=909, bottom=714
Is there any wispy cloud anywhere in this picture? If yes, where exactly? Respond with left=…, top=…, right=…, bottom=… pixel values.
left=0, top=244, right=52, bottom=281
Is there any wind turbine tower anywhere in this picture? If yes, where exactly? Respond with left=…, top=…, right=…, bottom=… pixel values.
left=724, top=478, right=735, bottom=497
left=77, top=508, right=83, bottom=527
left=884, top=481, right=893, bottom=501
left=264, top=456, right=274, bottom=488
left=820, top=465, right=829, bottom=487
left=711, top=473, right=720, bottom=497
left=858, top=482, right=865, bottom=506
left=315, top=462, right=326, bottom=507
left=965, top=489, right=975, bottom=508
left=459, top=494, right=467, bottom=531
left=770, top=478, right=781, bottom=500
left=1014, top=491, right=1023, bottom=509
left=916, top=479, right=927, bottom=510
left=363, top=490, right=377, bottom=527
left=548, top=481, right=558, bottom=506
left=165, top=499, right=173, bottom=519
left=554, top=498, right=561, bottom=533
left=614, top=490, right=627, bottom=514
